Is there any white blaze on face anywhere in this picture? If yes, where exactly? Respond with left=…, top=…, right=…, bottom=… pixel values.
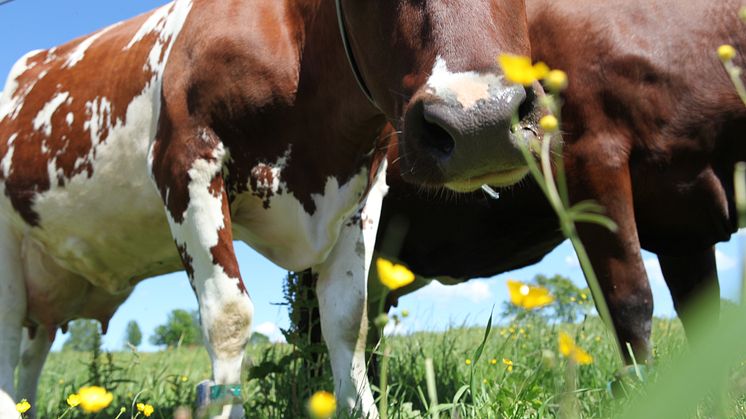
left=32, top=92, right=70, bottom=136
left=425, top=56, right=502, bottom=109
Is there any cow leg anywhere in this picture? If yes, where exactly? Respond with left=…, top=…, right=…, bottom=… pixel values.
left=567, top=140, right=653, bottom=363
left=0, top=225, right=24, bottom=415
left=314, top=169, right=387, bottom=418
left=16, top=326, right=53, bottom=417
left=156, top=133, right=252, bottom=419
left=658, top=246, right=720, bottom=339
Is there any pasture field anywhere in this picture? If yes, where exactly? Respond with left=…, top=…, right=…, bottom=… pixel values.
left=34, top=315, right=743, bottom=419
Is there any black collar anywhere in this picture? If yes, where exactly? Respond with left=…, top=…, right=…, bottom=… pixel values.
left=335, top=0, right=379, bottom=109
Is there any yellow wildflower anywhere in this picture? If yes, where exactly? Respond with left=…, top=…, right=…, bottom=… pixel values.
left=465, top=358, right=472, bottom=366
left=490, top=358, right=497, bottom=365
left=308, top=391, right=336, bottom=419
left=507, top=280, right=555, bottom=309
left=137, top=403, right=155, bottom=417
left=401, top=309, right=410, bottom=318
left=16, top=399, right=31, bottom=414
left=376, top=258, right=415, bottom=290
left=545, top=69, right=568, bottom=92
left=558, top=332, right=593, bottom=365
left=66, top=394, right=81, bottom=408
left=570, top=296, right=577, bottom=303
left=502, top=358, right=514, bottom=372
left=539, top=115, right=559, bottom=133
left=498, top=54, right=550, bottom=86
left=580, top=293, right=588, bottom=300
left=77, top=386, right=113, bottom=413
left=181, top=375, right=189, bottom=382
left=718, top=44, right=737, bottom=62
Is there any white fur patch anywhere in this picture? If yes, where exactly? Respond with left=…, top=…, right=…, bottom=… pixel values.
left=0, top=50, right=43, bottom=121
left=1, top=134, right=17, bottom=177
left=64, top=23, right=121, bottom=69
left=32, top=92, right=69, bottom=136
left=426, top=56, right=502, bottom=109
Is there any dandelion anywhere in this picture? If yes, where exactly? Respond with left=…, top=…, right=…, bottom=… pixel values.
left=490, top=358, right=498, bottom=365
left=465, top=358, right=472, bottom=365
left=376, top=258, right=415, bottom=290
left=77, top=386, right=113, bottom=413
left=181, top=375, right=188, bottom=382
left=498, top=54, right=549, bottom=86
left=137, top=403, right=155, bottom=417
left=719, top=44, right=737, bottom=62
left=66, top=393, right=81, bottom=407
left=544, top=69, right=568, bottom=92
left=308, top=391, right=336, bottom=419
left=502, top=358, right=514, bottom=372
left=507, top=280, right=555, bottom=309
left=558, top=331, right=593, bottom=365
left=16, top=399, right=30, bottom=414
left=539, top=115, right=559, bottom=133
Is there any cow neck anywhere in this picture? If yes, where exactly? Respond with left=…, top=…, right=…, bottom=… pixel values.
left=334, top=0, right=378, bottom=110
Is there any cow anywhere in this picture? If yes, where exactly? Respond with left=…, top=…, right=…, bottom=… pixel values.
left=0, top=0, right=540, bottom=417
left=372, top=0, right=746, bottom=366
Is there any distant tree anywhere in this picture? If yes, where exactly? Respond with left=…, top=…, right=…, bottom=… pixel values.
left=250, top=332, right=270, bottom=345
left=502, top=274, right=593, bottom=323
left=62, top=319, right=102, bottom=352
left=124, top=320, right=143, bottom=349
left=150, top=309, right=202, bottom=348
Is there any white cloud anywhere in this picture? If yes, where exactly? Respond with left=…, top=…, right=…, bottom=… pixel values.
left=643, top=257, right=665, bottom=285
left=416, top=279, right=493, bottom=304
left=565, top=252, right=580, bottom=268
left=254, top=321, right=287, bottom=343
left=716, top=249, right=736, bottom=271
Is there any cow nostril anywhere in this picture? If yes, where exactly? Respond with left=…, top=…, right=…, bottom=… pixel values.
left=517, top=87, right=537, bottom=122
left=420, top=119, right=455, bottom=157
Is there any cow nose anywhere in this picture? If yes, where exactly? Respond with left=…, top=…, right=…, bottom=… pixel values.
left=401, top=83, right=531, bottom=188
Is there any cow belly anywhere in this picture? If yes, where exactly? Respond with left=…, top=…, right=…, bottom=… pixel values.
left=10, top=80, right=183, bottom=291
left=231, top=170, right=369, bottom=272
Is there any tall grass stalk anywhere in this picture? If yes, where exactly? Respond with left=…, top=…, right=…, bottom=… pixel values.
left=515, top=95, right=623, bottom=364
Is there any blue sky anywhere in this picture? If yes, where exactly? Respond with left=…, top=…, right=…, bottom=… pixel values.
left=1, top=0, right=743, bottom=352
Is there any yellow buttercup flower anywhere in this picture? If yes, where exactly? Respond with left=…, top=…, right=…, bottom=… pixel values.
left=77, top=386, right=113, bottom=413
left=490, top=358, right=497, bottom=365
left=507, top=280, right=555, bottom=309
left=376, top=258, right=415, bottom=290
left=308, top=391, right=336, bottom=419
left=137, top=403, right=155, bottom=417
left=16, top=399, right=31, bottom=414
left=718, top=44, right=737, bottom=62
left=465, top=358, right=472, bottom=365
left=545, top=69, right=568, bottom=92
left=539, top=115, right=559, bottom=133
left=502, top=358, right=514, bottom=372
left=558, top=331, right=593, bottom=365
left=66, top=393, right=81, bottom=407
left=498, top=54, right=550, bottom=86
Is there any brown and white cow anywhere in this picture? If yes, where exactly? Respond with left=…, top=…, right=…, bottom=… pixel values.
left=374, top=0, right=746, bottom=366
left=0, top=0, right=538, bottom=417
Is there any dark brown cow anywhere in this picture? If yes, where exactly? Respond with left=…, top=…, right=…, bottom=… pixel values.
left=374, top=0, right=746, bottom=364
left=0, top=0, right=538, bottom=417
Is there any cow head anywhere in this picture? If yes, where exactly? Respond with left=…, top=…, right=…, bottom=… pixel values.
left=340, top=0, right=541, bottom=192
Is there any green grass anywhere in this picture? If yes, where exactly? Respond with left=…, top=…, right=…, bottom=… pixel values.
left=33, top=315, right=701, bottom=418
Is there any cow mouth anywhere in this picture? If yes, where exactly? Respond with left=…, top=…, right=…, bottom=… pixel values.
left=444, top=166, right=530, bottom=192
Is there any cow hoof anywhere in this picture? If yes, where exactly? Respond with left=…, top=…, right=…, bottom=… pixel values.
left=606, top=365, right=648, bottom=398
left=195, top=381, right=244, bottom=419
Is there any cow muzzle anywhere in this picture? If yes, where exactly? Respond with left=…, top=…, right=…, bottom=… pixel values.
left=399, top=72, right=540, bottom=192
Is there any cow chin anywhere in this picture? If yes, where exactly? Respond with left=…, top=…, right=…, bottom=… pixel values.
left=444, top=166, right=530, bottom=192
